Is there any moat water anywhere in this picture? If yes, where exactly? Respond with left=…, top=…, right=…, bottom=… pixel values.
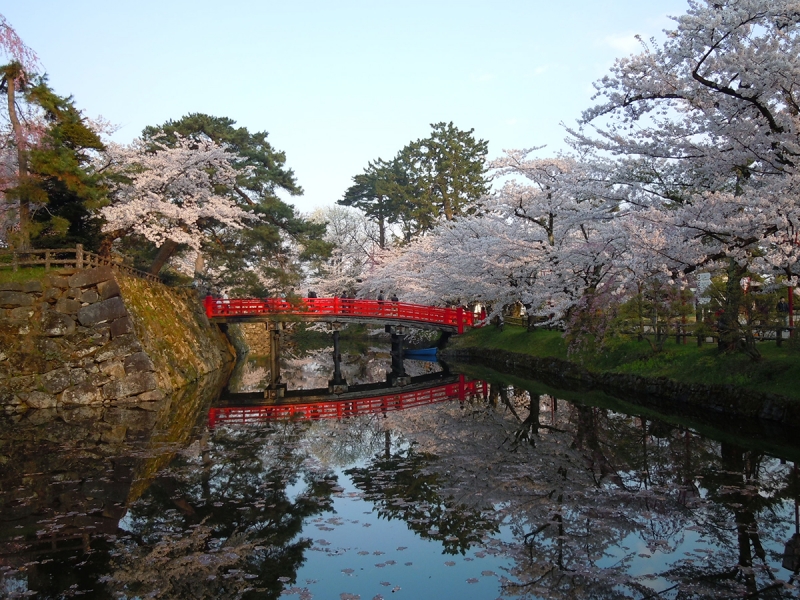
left=2, top=339, right=800, bottom=599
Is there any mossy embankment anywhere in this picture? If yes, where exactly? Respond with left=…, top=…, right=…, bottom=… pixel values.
left=444, top=326, right=800, bottom=427
left=0, top=266, right=235, bottom=411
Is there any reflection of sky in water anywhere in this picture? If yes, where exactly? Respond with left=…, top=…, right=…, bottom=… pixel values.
left=286, top=466, right=519, bottom=600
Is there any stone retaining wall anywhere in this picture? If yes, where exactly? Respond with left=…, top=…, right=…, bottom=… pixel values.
left=0, top=267, right=234, bottom=412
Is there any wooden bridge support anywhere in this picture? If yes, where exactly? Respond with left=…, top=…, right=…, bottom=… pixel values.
left=386, top=324, right=410, bottom=387
left=328, top=329, right=348, bottom=394
left=265, top=322, right=286, bottom=399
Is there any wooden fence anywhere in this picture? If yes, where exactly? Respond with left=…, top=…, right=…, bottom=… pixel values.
left=0, top=244, right=162, bottom=283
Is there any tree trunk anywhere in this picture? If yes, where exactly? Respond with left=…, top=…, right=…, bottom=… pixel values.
left=718, top=259, right=746, bottom=354
left=148, top=239, right=179, bottom=275
left=5, top=67, right=30, bottom=249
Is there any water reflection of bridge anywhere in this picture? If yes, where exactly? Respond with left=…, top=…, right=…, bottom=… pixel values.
left=209, top=374, right=486, bottom=426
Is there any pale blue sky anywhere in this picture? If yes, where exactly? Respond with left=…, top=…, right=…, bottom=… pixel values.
left=5, top=1, right=689, bottom=212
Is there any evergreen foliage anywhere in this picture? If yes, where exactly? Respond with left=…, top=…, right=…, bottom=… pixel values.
left=339, top=122, right=489, bottom=245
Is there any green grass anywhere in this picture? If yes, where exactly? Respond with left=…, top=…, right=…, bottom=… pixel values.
left=453, top=325, right=800, bottom=400
left=0, top=267, right=51, bottom=284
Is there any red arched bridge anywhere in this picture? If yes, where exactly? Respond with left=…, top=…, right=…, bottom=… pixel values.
left=204, top=296, right=476, bottom=334
left=208, top=375, right=487, bottom=427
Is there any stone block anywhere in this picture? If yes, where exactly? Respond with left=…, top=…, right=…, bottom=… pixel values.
left=89, top=328, right=111, bottom=346
left=103, top=407, right=158, bottom=429
left=67, top=288, right=82, bottom=300
left=55, top=298, right=82, bottom=314
left=100, top=360, right=126, bottom=379
left=110, top=316, right=133, bottom=337
left=41, top=367, right=73, bottom=394
left=26, top=391, right=58, bottom=409
left=21, top=281, right=43, bottom=293
left=0, top=291, right=33, bottom=308
left=9, top=306, right=35, bottom=321
left=46, top=275, right=69, bottom=289
left=0, top=283, right=23, bottom=291
left=61, top=382, right=104, bottom=405
left=93, top=333, right=143, bottom=363
left=35, top=337, right=65, bottom=359
left=77, top=296, right=127, bottom=327
left=70, top=368, right=88, bottom=385
left=135, top=390, right=164, bottom=403
left=102, top=372, right=158, bottom=400
left=97, top=279, right=121, bottom=300
left=41, top=311, right=76, bottom=337
left=80, top=289, right=100, bottom=304
left=124, top=351, right=155, bottom=374
left=68, top=266, right=114, bottom=289
left=42, top=287, right=62, bottom=303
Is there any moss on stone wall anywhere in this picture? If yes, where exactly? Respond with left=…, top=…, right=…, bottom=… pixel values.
left=116, top=276, right=235, bottom=392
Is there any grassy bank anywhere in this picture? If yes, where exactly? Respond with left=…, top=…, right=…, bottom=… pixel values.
left=0, top=267, right=50, bottom=284
left=452, top=326, right=800, bottom=400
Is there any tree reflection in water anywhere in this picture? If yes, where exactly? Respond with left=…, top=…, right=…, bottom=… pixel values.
left=5, top=369, right=800, bottom=599
left=371, top=383, right=800, bottom=598
left=106, top=421, right=337, bottom=599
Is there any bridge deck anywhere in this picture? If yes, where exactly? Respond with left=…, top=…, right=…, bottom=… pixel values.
left=205, top=297, right=474, bottom=333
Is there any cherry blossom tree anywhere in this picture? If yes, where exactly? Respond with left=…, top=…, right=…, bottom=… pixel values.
left=570, top=0, right=800, bottom=350
left=100, top=135, right=258, bottom=275
left=306, top=205, right=381, bottom=296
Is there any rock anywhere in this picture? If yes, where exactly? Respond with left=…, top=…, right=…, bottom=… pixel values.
left=70, top=368, right=88, bottom=385
left=80, top=289, right=100, bottom=304
left=40, top=367, right=73, bottom=394
left=102, top=372, right=158, bottom=400
left=26, top=391, right=58, bottom=409
left=93, top=333, right=143, bottom=363
left=66, top=288, right=82, bottom=300
left=55, top=298, right=82, bottom=314
left=0, top=291, right=33, bottom=308
left=89, top=327, right=111, bottom=346
left=100, top=360, right=126, bottom=379
left=61, top=382, right=104, bottom=405
left=9, top=307, right=35, bottom=321
left=45, top=275, right=69, bottom=289
left=41, top=311, right=76, bottom=337
left=68, top=266, right=114, bottom=289
left=77, top=296, right=127, bottom=327
left=135, top=390, right=164, bottom=403
left=97, top=279, right=121, bottom=300
left=109, top=316, right=133, bottom=338
left=42, top=287, right=62, bottom=303
left=124, top=352, right=155, bottom=374
left=21, top=281, right=43, bottom=293
left=0, top=283, right=23, bottom=292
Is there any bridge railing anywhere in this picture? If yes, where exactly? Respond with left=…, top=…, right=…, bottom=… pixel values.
left=205, top=296, right=476, bottom=333
left=208, top=376, right=487, bottom=426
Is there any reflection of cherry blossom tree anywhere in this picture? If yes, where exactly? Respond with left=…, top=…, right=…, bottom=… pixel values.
left=106, top=424, right=337, bottom=599
left=375, top=381, right=800, bottom=598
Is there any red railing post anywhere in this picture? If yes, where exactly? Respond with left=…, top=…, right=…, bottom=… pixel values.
left=204, top=295, right=213, bottom=318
